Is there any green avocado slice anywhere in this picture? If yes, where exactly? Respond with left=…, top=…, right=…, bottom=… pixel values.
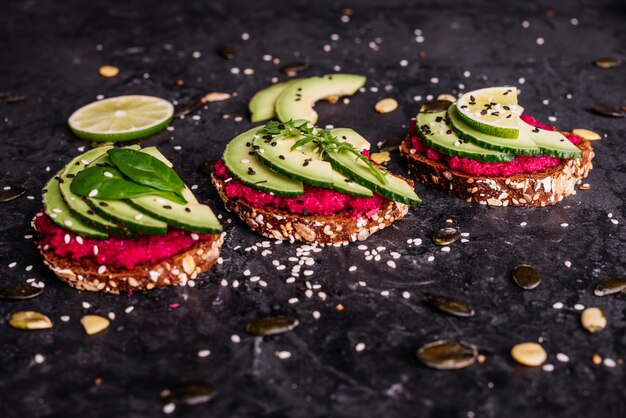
left=519, top=120, right=583, bottom=159
left=249, top=80, right=297, bottom=123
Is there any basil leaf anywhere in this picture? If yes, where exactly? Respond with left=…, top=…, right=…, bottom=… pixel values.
left=70, top=166, right=187, bottom=204
left=107, top=148, right=186, bottom=198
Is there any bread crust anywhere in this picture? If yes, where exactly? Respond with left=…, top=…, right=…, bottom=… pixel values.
left=38, top=234, right=224, bottom=294
left=212, top=174, right=409, bottom=243
left=399, top=137, right=594, bottom=207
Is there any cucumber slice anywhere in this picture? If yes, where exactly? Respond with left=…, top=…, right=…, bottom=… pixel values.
left=57, top=147, right=130, bottom=237
left=253, top=132, right=335, bottom=187
left=416, top=111, right=515, bottom=162
left=249, top=80, right=297, bottom=123
left=519, top=120, right=583, bottom=159
left=447, top=105, right=541, bottom=156
left=223, top=128, right=304, bottom=196
left=42, top=173, right=108, bottom=239
left=327, top=129, right=421, bottom=208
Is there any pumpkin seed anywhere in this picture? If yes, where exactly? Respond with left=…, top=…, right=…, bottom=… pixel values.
left=572, top=128, right=602, bottom=141
left=246, top=316, right=299, bottom=336
left=0, top=186, right=27, bottom=203
left=370, top=151, right=390, bottom=164
left=0, top=91, right=26, bottom=105
left=512, top=265, right=541, bottom=290
left=8, top=311, right=53, bottom=330
left=217, top=46, right=235, bottom=60
left=424, top=293, right=475, bottom=317
left=198, top=160, right=217, bottom=175
left=581, top=307, right=607, bottom=333
left=594, top=278, right=626, bottom=296
left=374, top=98, right=399, bottom=114
left=420, top=100, right=453, bottom=113
left=416, top=340, right=477, bottom=370
left=511, top=342, right=547, bottom=366
left=80, top=315, right=110, bottom=335
left=0, top=286, right=43, bottom=300
left=593, top=58, right=621, bottom=69
left=98, top=65, right=119, bottom=78
left=591, top=104, right=623, bottom=118
left=161, top=380, right=216, bottom=406
left=280, top=62, right=308, bottom=77
left=378, top=136, right=405, bottom=153
left=436, top=93, right=457, bottom=103
left=432, top=227, right=461, bottom=246
left=174, top=100, right=199, bottom=117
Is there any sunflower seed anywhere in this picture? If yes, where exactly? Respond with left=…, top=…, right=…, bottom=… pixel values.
left=593, top=58, right=621, bottom=69
left=424, top=293, right=475, bottom=317
left=572, top=128, right=602, bottom=141
left=591, top=104, right=623, bottom=118
left=217, top=46, right=235, bottom=60
left=174, top=100, right=199, bottom=117
left=0, top=186, right=27, bottom=203
left=80, top=315, right=110, bottom=335
left=512, top=265, right=541, bottom=290
left=8, top=311, right=53, bottom=330
left=198, top=160, right=217, bottom=175
left=432, top=227, right=461, bottom=246
left=580, top=307, right=607, bottom=333
left=511, top=342, right=547, bottom=366
left=200, top=92, right=231, bottom=103
left=280, top=62, right=308, bottom=77
left=416, top=340, right=477, bottom=370
left=161, top=380, right=216, bottom=406
left=0, top=91, right=26, bottom=105
left=420, top=100, right=453, bottom=113
left=594, top=278, right=626, bottom=296
left=0, top=286, right=43, bottom=300
left=436, top=93, right=457, bottom=103
left=374, top=98, right=399, bottom=114
left=246, top=316, right=299, bottom=336
left=378, top=136, right=405, bottom=152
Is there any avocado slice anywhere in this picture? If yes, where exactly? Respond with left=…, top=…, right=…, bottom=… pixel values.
left=275, top=74, right=366, bottom=124
left=129, top=148, right=222, bottom=234
left=416, top=111, right=515, bottom=162
left=249, top=80, right=296, bottom=123
left=85, top=151, right=169, bottom=236
left=223, top=127, right=304, bottom=196
left=327, top=129, right=421, bottom=208
left=447, top=105, right=541, bottom=156
left=519, top=120, right=583, bottom=159
left=253, top=132, right=335, bottom=187
left=42, top=172, right=108, bottom=239
left=57, top=147, right=131, bottom=237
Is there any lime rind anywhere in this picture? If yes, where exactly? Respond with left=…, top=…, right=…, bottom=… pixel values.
left=68, top=95, right=174, bottom=142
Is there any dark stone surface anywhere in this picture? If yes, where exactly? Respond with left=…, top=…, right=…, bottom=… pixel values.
left=1, top=0, right=625, bottom=417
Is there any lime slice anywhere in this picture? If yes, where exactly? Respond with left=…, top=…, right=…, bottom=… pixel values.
left=68, top=95, right=174, bottom=142
left=456, top=87, right=524, bottom=139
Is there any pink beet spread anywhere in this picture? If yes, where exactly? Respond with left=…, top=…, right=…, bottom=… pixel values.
left=214, top=159, right=385, bottom=218
left=408, top=115, right=582, bottom=177
left=33, top=212, right=215, bottom=270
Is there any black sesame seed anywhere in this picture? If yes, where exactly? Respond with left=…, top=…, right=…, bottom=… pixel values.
left=99, top=202, right=108, bottom=207
left=163, top=205, right=172, bottom=209
left=185, top=207, right=191, bottom=213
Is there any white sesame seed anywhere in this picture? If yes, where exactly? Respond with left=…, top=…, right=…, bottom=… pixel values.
left=288, top=298, right=299, bottom=304
left=259, top=280, right=267, bottom=287
left=400, top=59, right=408, bottom=67
left=402, top=291, right=411, bottom=299
left=348, top=266, right=357, bottom=272
left=134, top=214, right=143, bottom=220
left=536, top=37, right=544, bottom=45
left=93, top=245, right=99, bottom=255
left=163, top=403, right=176, bottom=414
left=574, top=304, right=585, bottom=311
left=241, top=32, right=250, bottom=40
left=427, top=256, right=435, bottom=262
left=9, top=262, right=16, bottom=268
left=303, top=270, right=313, bottom=276
left=520, top=222, right=527, bottom=226
left=34, top=354, right=45, bottom=364
left=441, top=246, right=451, bottom=252
left=64, top=234, right=71, bottom=244
left=564, top=261, right=572, bottom=268
left=380, top=290, right=390, bottom=297
left=230, top=67, right=240, bottom=74
left=97, top=265, right=106, bottom=275
left=570, top=18, right=579, bottom=25
left=548, top=116, right=557, bottom=122
left=430, top=77, right=439, bottom=84
left=88, top=189, right=98, bottom=197
left=323, top=44, right=331, bottom=52
left=560, top=223, right=569, bottom=227
left=603, top=358, right=617, bottom=368
left=610, top=219, right=619, bottom=225
left=552, top=302, right=564, bottom=309
left=250, top=276, right=260, bottom=282
left=386, top=260, right=396, bottom=269
left=286, top=277, right=296, bottom=284
left=231, top=334, right=241, bottom=343
left=76, top=236, right=83, bottom=245
left=60, top=315, right=70, bottom=322
left=197, top=349, right=211, bottom=358
left=542, top=364, right=555, bottom=372
left=355, top=342, right=366, bottom=352
left=82, top=302, right=91, bottom=309
left=125, top=306, right=134, bottom=314
left=556, top=353, right=570, bottom=363
left=522, top=20, right=530, bottom=28
left=108, top=312, right=116, bottom=320
left=312, top=311, right=321, bottom=320
left=275, top=351, right=292, bottom=359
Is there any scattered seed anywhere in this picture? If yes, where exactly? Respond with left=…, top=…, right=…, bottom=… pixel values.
left=246, top=316, right=299, bottom=336
left=432, top=227, right=461, bottom=246
left=98, top=65, right=119, bottom=78
left=581, top=307, right=607, bottom=333
left=217, top=46, right=235, bottom=60
left=8, top=311, right=53, bottom=330
left=591, top=104, right=623, bottom=118
left=374, top=98, right=398, bottom=114
left=161, top=381, right=216, bottom=406
left=378, top=136, right=404, bottom=152
left=593, top=58, right=621, bottom=69
left=80, top=315, right=110, bottom=335
left=511, top=342, right=547, bottom=366
left=572, top=128, right=602, bottom=141
left=200, top=92, right=231, bottom=103
left=592, top=353, right=602, bottom=364
left=370, top=151, right=390, bottom=164
left=420, top=100, right=453, bottom=113
left=424, top=293, right=475, bottom=317
left=280, top=62, right=308, bottom=77
left=326, top=95, right=340, bottom=104
left=416, top=340, right=478, bottom=370
left=0, top=91, right=27, bottom=105
left=436, top=93, right=457, bottom=103
left=594, top=278, right=626, bottom=296
left=512, top=265, right=541, bottom=290
left=0, top=186, right=27, bottom=203
left=0, top=286, right=43, bottom=300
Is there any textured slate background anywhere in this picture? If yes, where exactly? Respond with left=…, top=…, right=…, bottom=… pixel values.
left=0, top=0, right=625, bottom=417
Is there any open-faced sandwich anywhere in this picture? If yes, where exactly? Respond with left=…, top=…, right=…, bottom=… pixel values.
left=34, top=146, right=223, bottom=294
left=213, top=120, right=420, bottom=243
left=400, top=87, right=595, bottom=206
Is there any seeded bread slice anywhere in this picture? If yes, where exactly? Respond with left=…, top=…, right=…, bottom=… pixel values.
left=212, top=174, right=410, bottom=243
left=37, top=234, right=224, bottom=294
left=399, top=137, right=594, bottom=207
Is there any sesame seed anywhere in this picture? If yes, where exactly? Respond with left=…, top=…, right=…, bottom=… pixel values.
left=542, top=364, right=555, bottom=372
left=348, top=266, right=357, bottom=272
left=34, top=354, right=45, bottom=364
left=548, top=116, right=557, bottom=122
left=574, top=304, right=585, bottom=311
left=603, top=358, right=617, bottom=368
left=430, top=77, right=439, bottom=84
left=88, top=189, right=98, bottom=197
left=97, top=265, right=106, bottom=275
left=241, top=32, right=250, bottom=40
left=427, top=256, right=435, bottom=262
left=386, top=260, right=396, bottom=269
left=288, top=298, right=299, bottom=304
left=125, top=306, right=134, bottom=314
left=522, top=20, right=530, bottom=28
left=400, top=59, right=408, bottom=67
left=552, top=302, right=564, bottom=309
left=275, top=351, right=292, bottom=359
left=82, top=302, right=91, bottom=309
left=60, top=315, right=70, bottom=322
left=312, top=311, right=321, bottom=320
left=108, top=312, right=116, bottom=320
left=556, top=353, right=570, bottom=363
left=570, top=18, right=579, bottom=26
left=231, top=334, right=241, bottom=343
left=441, top=246, right=451, bottom=252
left=560, top=223, right=569, bottom=227
left=163, top=403, right=176, bottom=414
left=380, top=290, right=390, bottom=297
left=9, top=262, right=16, bottom=268
left=610, top=219, right=619, bottom=225
left=64, top=234, right=71, bottom=244
left=355, top=343, right=366, bottom=352
left=197, top=349, right=211, bottom=358
left=286, top=277, right=296, bottom=284
left=536, top=37, right=545, bottom=45
left=564, top=261, right=572, bottom=268
left=520, top=222, right=527, bottom=226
